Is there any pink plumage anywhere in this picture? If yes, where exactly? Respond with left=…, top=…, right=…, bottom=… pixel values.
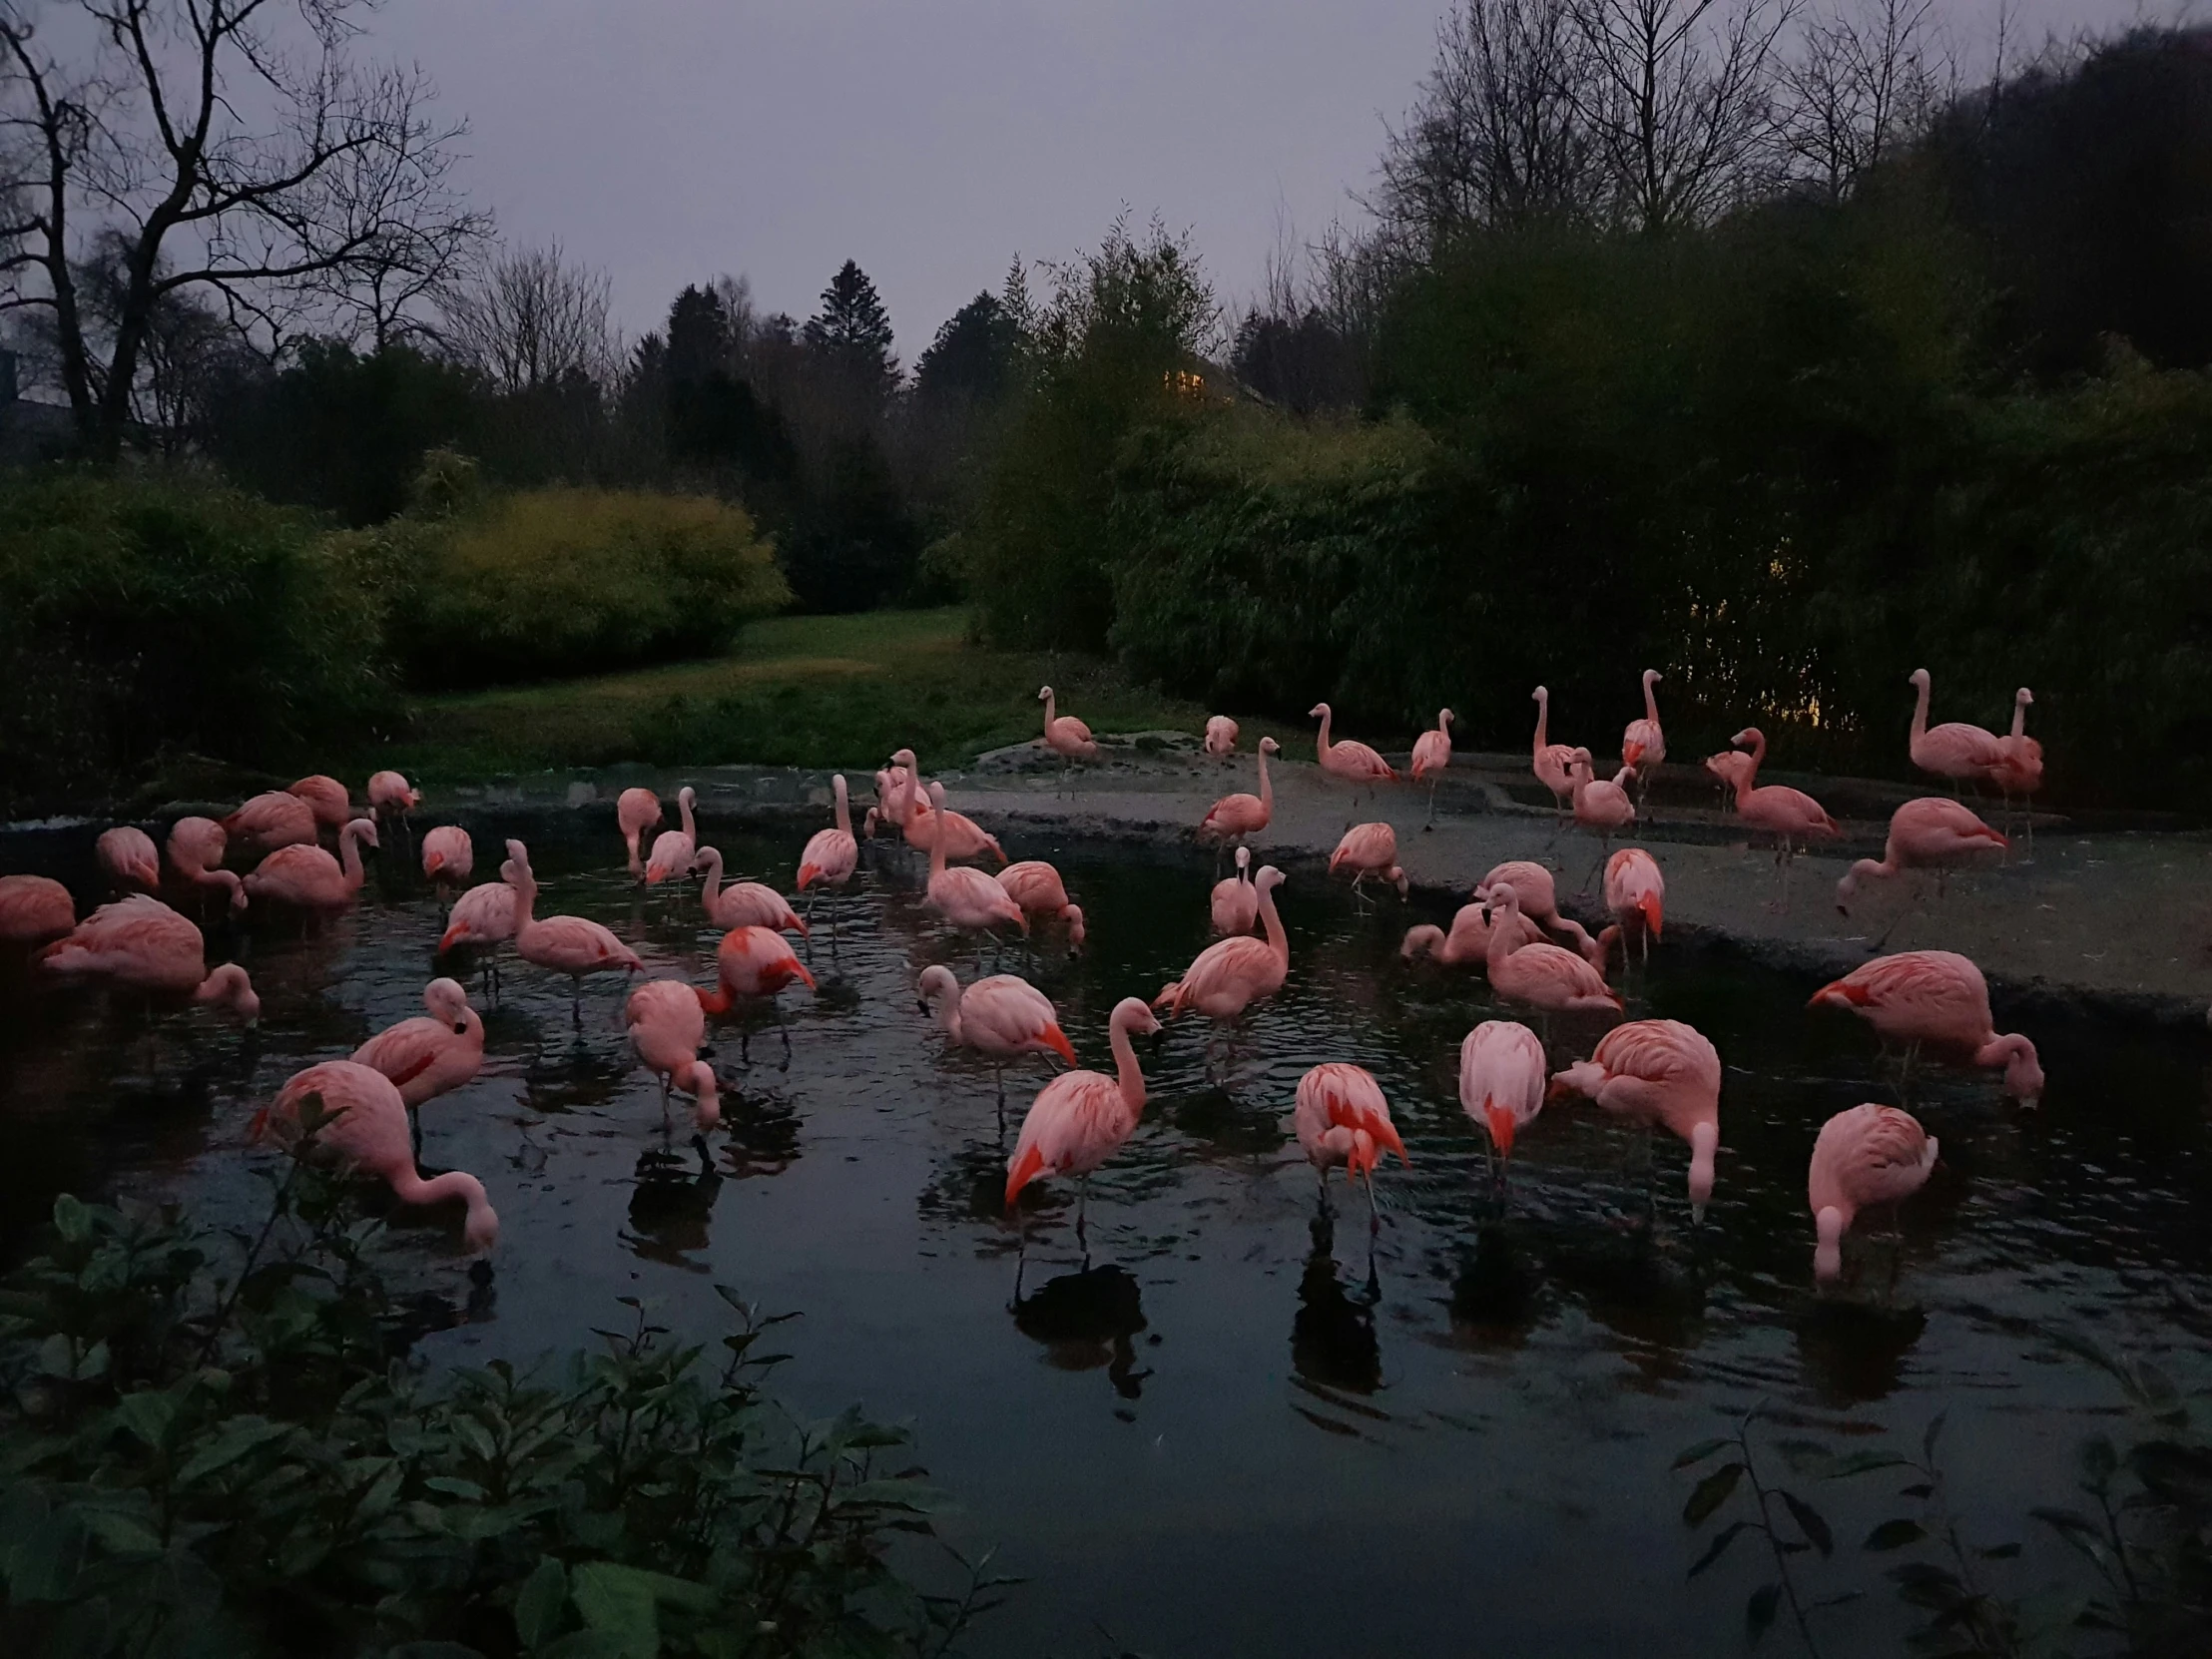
left=38, top=893, right=258, bottom=1018
left=1620, top=669, right=1665, bottom=774
left=1459, top=1019, right=1547, bottom=1161
left=1809, top=1103, right=1937, bottom=1283
left=440, top=880, right=518, bottom=952
left=96, top=827, right=160, bottom=891
left=502, top=838, right=643, bottom=996
left=998, top=859, right=1084, bottom=947
left=1210, top=845, right=1259, bottom=935
left=245, top=818, right=378, bottom=911
left=1199, top=737, right=1279, bottom=844
left=1329, top=822, right=1407, bottom=897
left=1039, top=685, right=1099, bottom=759
left=698, top=925, right=815, bottom=1013
left=1908, top=668, right=2005, bottom=783
left=695, top=846, right=808, bottom=936
left=1808, top=949, right=2042, bottom=1103
left=1601, top=847, right=1665, bottom=965
left=367, top=770, right=421, bottom=815
left=918, top=966, right=1077, bottom=1066
left=1156, top=864, right=1289, bottom=1023
left=923, top=783, right=1026, bottom=940
left=643, top=786, right=699, bottom=885
left=1401, top=898, right=1541, bottom=968
left=797, top=775, right=859, bottom=891
left=420, top=825, right=473, bottom=885
left=0, top=874, right=76, bottom=944
left=165, top=818, right=246, bottom=913
left=1531, top=686, right=1576, bottom=811
left=287, top=775, right=352, bottom=830
left=1311, top=701, right=1397, bottom=786
left=352, top=977, right=483, bottom=1109
left=626, top=978, right=721, bottom=1131
left=222, top=790, right=317, bottom=855
left=1836, top=798, right=2007, bottom=910
left=1549, top=1018, right=1722, bottom=1218
left=1410, top=709, right=1453, bottom=781
left=1204, top=715, right=1239, bottom=757
left=1294, top=1062, right=1409, bottom=1190
left=1004, top=997, right=1161, bottom=1206
left=617, top=788, right=664, bottom=876
left=1477, top=883, right=1621, bottom=1015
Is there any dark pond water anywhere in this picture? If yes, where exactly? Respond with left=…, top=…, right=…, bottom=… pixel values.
left=4, top=806, right=2211, bottom=1656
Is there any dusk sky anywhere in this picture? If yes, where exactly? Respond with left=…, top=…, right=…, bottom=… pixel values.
left=365, top=0, right=2151, bottom=356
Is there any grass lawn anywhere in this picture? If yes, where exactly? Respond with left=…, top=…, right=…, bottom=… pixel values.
left=369, top=608, right=1258, bottom=784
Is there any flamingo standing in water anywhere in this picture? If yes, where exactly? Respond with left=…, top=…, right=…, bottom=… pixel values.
left=256, top=1060, right=497, bottom=1253
left=1293, top=1063, right=1409, bottom=1222
left=1329, top=822, right=1408, bottom=907
left=625, top=978, right=721, bottom=1135
left=1720, top=728, right=1840, bottom=910
left=1004, top=995, right=1164, bottom=1246
left=352, top=977, right=485, bottom=1156
left=420, top=826, right=473, bottom=895
left=917, top=964, right=1077, bottom=1117
left=1809, top=1103, right=1937, bottom=1288
left=0, top=875, right=75, bottom=944
left=1401, top=897, right=1543, bottom=969
left=643, top=786, right=700, bottom=889
left=1835, top=798, right=2007, bottom=927
left=693, top=846, right=808, bottom=937
left=166, top=819, right=247, bottom=915
left=1620, top=669, right=1665, bottom=794
left=998, top=860, right=1086, bottom=950
left=795, top=776, right=859, bottom=932
left=503, top=839, right=644, bottom=1024
left=245, top=817, right=379, bottom=915
left=1204, top=716, right=1239, bottom=759
left=367, top=770, right=421, bottom=841
left=922, top=783, right=1026, bottom=956
left=618, top=788, right=664, bottom=876
left=1566, top=749, right=1637, bottom=886
left=1477, top=883, right=1621, bottom=1022
left=1410, top=709, right=1454, bottom=827
left=1479, top=860, right=1602, bottom=965
left=1600, top=848, right=1665, bottom=968
left=1156, top=864, right=1290, bottom=1079
left=1039, top=684, right=1098, bottom=790
left=223, top=791, right=317, bottom=856
left=697, top=925, right=817, bottom=1068
left=1199, top=736, right=1279, bottom=856
left=1808, top=949, right=2042, bottom=1104
left=1908, top=669, right=2004, bottom=789
left=439, top=879, right=519, bottom=998
left=97, top=827, right=160, bottom=892
left=894, top=755, right=1005, bottom=863
left=287, top=776, right=352, bottom=836
left=1211, top=845, right=1259, bottom=935
left=1459, top=1020, right=1547, bottom=1189
left=1531, top=686, right=1576, bottom=819
left=1549, top=1019, right=1722, bottom=1222
left=38, top=895, right=260, bottom=1055
left=1311, top=702, right=1397, bottom=814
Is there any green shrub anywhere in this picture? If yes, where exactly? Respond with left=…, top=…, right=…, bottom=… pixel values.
left=0, top=468, right=395, bottom=815
left=397, top=488, right=789, bottom=690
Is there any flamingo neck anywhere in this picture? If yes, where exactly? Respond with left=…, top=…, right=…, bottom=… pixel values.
left=1109, top=1015, right=1148, bottom=1115
left=2010, top=695, right=2028, bottom=740
left=697, top=846, right=724, bottom=907
left=509, top=864, right=538, bottom=933
left=1258, top=881, right=1288, bottom=967
left=1042, top=689, right=1057, bottom=731
left=1533, top=691, right=1549, bottom=754
left=678, top=792, right=696, bottom=838
left=832, top=777, right=851, bottom=835
left=927, top=986, right=961, bottom=1040
left=927, top=799, right=948, bottom=880
left=1257, top=747, right=1272, bottom=811
left=1315, top=706, right=1333, bottom=760
left=392, top=1167, right=492, bottom=1232
left=1643, top=676, right=1660, bottom=725
left=1485, top=898, right=1521, bottom=972
left=340, top=824, right=367, bottom=890
left=1912, top=675, right=1931, bottom=745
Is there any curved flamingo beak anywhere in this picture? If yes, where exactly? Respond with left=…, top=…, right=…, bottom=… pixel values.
left=1640, top=893, right=1663, bottom=939
left=1485, top=1101, right=1516, bottom=1159
left=1043, top=1023, right=1077, bottom=1064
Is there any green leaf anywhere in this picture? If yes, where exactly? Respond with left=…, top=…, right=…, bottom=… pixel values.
left=1746, top=1582, right=1782, bottom=1645
left=1865, top=1519, right=1927, bottom=1551
left=114, top=1391, right=178, bottom=1448
left=77, top=1509, right=162, bottom=1556
left=515, top=1554, right=568, bottom=1651
left=1774, top=1439, right=1836, bottom=1477
left=1683, top=1462, right=1745, bottom=1526
left=1825, top=1450, right=1909, bottom=1478
left=539, top=1635, right=631, bottom=1659
left=1688, top=1520, right=1751, bottom=1578
left=571, top=1562, right=660, bottom=1659
left=176, top=1418, right=290, bottom=1486
left=53, top=1194, right=92, bottom=1243
left=1672, top=1436, right=1734, bottom=1469
left=1780, top=1491, right=1833, bottom=1557
left=1977, top=1541, right=2021, bottom=1559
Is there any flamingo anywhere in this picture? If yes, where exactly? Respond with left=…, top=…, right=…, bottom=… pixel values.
left=256, top=1060, right=497, bottom=1253
left=1703, top=745, right=1759, bottom=811
left=1620, top=669, right=1665, bottom=784
left=1401, top=898, right=1542, bottom=968
left=1459, top=1019, right=1546, bottom=1186
left=1293, top=1062, right=1409, bottom=1220
left=1990, top=689, right=2043, bottom=850
left=1211, top=845, right=1259, bottom=935
left=1479, top=860, right=1602, bottom=964
left=625, top=978, right=721, bottom=1134
left=287, top=775, right=352, bottom=835
left=922, top=782, right=1026, bottom=953
left=872, top=762, right=917, bottom=833
left=1199, top=736, right=1279, bottom=852
left=1004, top=995, right=1164, bottom=1245
left=96, top=826, right=159, bottom=892
left=420, top=826, right=473, bottom=893
left=368, top=769, right=421, bottom=826
left=917, top=964, right=1078, bottom=1114
left=1477, top=883, right=1621, bottom=1019
left=39, top=894, right=260, bottom=1024
left=643, top=786, right=700, bottom=887
left=503, top=838, right=644, bottom=1023
left=1835, top=798, right=2007, bottom=922
left=1311, top=702, right=1397, bottom=811
left=894, top=755, right=1006, bottom=863
left=352, top=977, right=485, bottom=1156
left=795, top=776, right=860, bottom=924
left=1600, top=848, right=1665, bottom=967
left=165, top=818, right=247, bottom=915
left=1908, top=668, right=2004, bottom=787
left=1809, top=1103, right=1937, bottom=1287
left=1721, top=729, right=1840, bottom=910
left=1530, top=686, right=1576, bottom=816
left=1156, top=865, right=1290, bottom=1078
left=439, top=879, right=519, bottom=998
left=1566, top=749, right=1636, bottom=885
left=617, top=788, right=664, bottom=876
left=222, top=791, right=317, bottom=855
left=1808, top=949, right=2042, bottom=1104
left=1204, top=715, right=1239, bottom=758
left=245, top=817, right=379, bottom=913
left=696, top=924, right=816, bottom=1067
left=1410, top=709, right=1454, bottom=827
left=1549, top=1019, right=1723, bottom=1221
left=1039, top=684, right=1099, bottom=789
left=1329, top=822, right=1408, bottom=904
left=998, top=860, right=1086, bottom=950
left=0, top=874, right=75, bottom=944
left=693, top=845, right=808, bottom=937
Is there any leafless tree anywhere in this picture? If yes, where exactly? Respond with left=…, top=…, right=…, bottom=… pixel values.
left=439, top=241, right=614, bottom=393
left=0, top=0, right=484, bottom=453
left=1775, top=0, right=1941, bottom=199
left=1564, top=0, right=1793, bottom=232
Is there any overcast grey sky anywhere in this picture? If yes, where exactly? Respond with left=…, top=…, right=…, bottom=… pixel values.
left=363, top=0, right=2156, bottom=357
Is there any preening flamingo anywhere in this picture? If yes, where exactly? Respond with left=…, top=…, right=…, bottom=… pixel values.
left=420, top=826, right=473, bottom=892
left=1199, top=736, right=1279, bottom=851
left=1329, top=822, right=1408, bottom=903
left=1809, top=1103, right=1937, bottom=1286
left=1477, top=883, right=1621, bottom=1018
left=39, top=894, right=260, bottom=1022
left=1410, top=709, right=1453, bottom=826
left=1721, top=728, right=1840, bottom=909
left=1293, top=1063, right=1408, bottom=1217
left=922, top=782, right=1026, bottom=951
left=1600, top=848, right=1665, bottom=967
left=0, top=874, right=75, bottom=944
left=1401, top=898, right=1541, bottom=968
left=698, top=924, right=817, bottom=1066
left=1621, top=669, right=1666, bottom=781
left=998, top=860, right=1086, bottom=949
left=1478, top=860, right=1602, bottom=964
left=1703, top=745, right=1758, bottom=811
left=222, top=791, right=317, bottom=855
left=1531, top=686, right=1576, bottom=815
left=917, top=964, right=1077, bottom=1111
left=643, top=786, right=700, bottom=886
left=1835, top=798, right=2007, bottom=917
left=617, top=788, right=663, bottom=876
left=97, top=827, right=159, bottom=892
left=796, top=775, right=859, bottom=905
left=693, top=845, right=808, bottom=937
left=352, top=976, right=484, bottom=1154
left=625, top=978, right=721, bottom=1134
left=1211, top=845, right=1259, bottom=936
left=1311, top=702, right=1397, bottom=809
left=166, top=818, right=247, bottom=914
left=1204, top=715, right=1239, bottom=758
left=1039, top=684, right=1098, bottom=788
left=1808, top=949, right=2042, bottom=1104
left=1908, top=669, right=2004, bottom=786
left=503, top=838, right=644, bottom=1023
left=438, top=879, right=519, bottom=998
left=1459, top=1019, right=1547, bottom=1182
left=287, top=775, right=352, bottom=833
left=257, top=1060, right=497, bottom=1253
left=1004, top=995, right=1164, bottom=1244
left=1156, top=864, right=1290, bottom=1033
left=244, top=817, right=379, bottom=913
left=1549, top=1019, right=1722, bottom=1221
left=1566, top=750, right=1637, bottom=885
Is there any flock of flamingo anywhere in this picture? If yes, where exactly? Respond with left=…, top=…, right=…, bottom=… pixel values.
left=0, top=667, right=2046, bottom=1289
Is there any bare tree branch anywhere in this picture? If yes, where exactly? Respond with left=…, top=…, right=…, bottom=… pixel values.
left=439, top=240, right=614, bottom=394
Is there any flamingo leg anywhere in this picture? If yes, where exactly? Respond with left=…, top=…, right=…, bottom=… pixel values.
left=776, top=999, right=792, bottom=1071
left=571, top=977, right=583, bottom=1030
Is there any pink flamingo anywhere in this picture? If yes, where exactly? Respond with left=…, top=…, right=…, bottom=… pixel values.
left=1311, top=702, right=1397, bottom=811
left=1531, top=686, right=1576, bottom=816
left=1410, top=708, right=1454, bottom=826
left=693, top=845, right=808, bottom=937
left=796, top=776, right=859, bottom=916
left=0, top=875, right=75, bottom=944
left=1549, top=1019, right=1722, bottom=1221
left=1479, top=860, right=1602, bottom=964
left=222, top=791, right=317, bottom=855
left=165, top=818, right=246, bottom=915
left=97, top=827, right=160, bottom=891
left=1600, top=847, right=1665, bottom=967
left=1566, top=749, right=1637, bottom=883
left=1004, top=995, right=1164, bottom=1245
left=871, top=762, right=916, bottom=834
left=1401, top=898, right=1542, bottom=968
left=1809, top=949, right=2042, bottom=1104
left=1156, top=863, right=1289, bottom=1032
left=1211, top=845, right=1258, bottom=936
left=1199, top=736, right=1279, bottom=851
left=1459, top=1019, right=1547, bottom=1185
left=617, top=788, right=664, bottom=876
left=917, top=964, right=1078, bottom=1115
left=245, top=817, right=379, bottom=913
left=503, top=838, right=644, bottom=1023
left=368, top=769, right=421, bottom=822
left=923, top=782, right=1026, bottom=951
left=1835, top=798, right=2007, bottom=922
left=1722, top=728, right=1840, bottom=909
left=1477, top=883, right=1622, bottom=1019
left=1294, top=1062, right=1409, bottom=1219
left=1703, top=745, right=1758, bottom=811
left=287, top=775, right=352, bottom=834
left=1329, top=822, right=1408, bottom=904
left=39, top=894, right=260, bottom=1022
left=420, top=826, right=473, bottom=894
left=1204, top=715, right=1239, bottom=758
left=255, top=1060, right=497, bottom=1253
left=1039, top=684, right=1099, bottom=789
left=643, top=786, right=700, bottom=887
left=998, top=860, right=1086, bottom=950
left=1620, top=669, right=1666, bottom=783
left=438, top=879, right=519, bottom=998
left=352, top=977, right=485, bottom=1155
left=1908, top=668, right=2003, bottom=788
left=697, top=924, right=816, bottom=1067
left=1990, top=688, right=2043, bottom=849
left=1809, top=1103, right=1937, bottom=1287
left=625, top=978, right=722, bottom=1134
left=893, top=754, right=1006, bottom=863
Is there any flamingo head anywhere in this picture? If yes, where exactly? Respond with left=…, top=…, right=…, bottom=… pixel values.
left=1688, top=1121, right=1718, bottom=1223
left=1440, top=709, right=1454, bottom=730
left=1909, top=668, right=1930, bottom=690
left=1643, top=669, right=1660, bottom=690
left=1308, top=703, right=1329, bottom=722
left=1037, top=685, right=1052, bottom=702
left=890, top=748, right=918, bottom=772
left=1484, top=1101, right=1518, bottom=1159
left=463, top=1196, right=500, bottom=1254
left=916, top=964, right=958, bottom=1022
left=1064, top=904, right=1086, bottom=950
left=1255, top=865, right=1286, bottom=898
left=426, top=976, right=472, bottom=1032
left=1235, top=845, right=1251, bottom=872
left=1259, top=737, right=1280, bottom=756
left=1532, top=685, right=1547, bottom=705
left=2015, top=687, right=2034, bottom=708
left=1814, top=1206, right=1846, bottom=1284
left=1730, top=728, right=1760, bottom=750
left=2004, top=1038, right=2045, bottom=1108
left=1639, top=892, right=1664, bottom=940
